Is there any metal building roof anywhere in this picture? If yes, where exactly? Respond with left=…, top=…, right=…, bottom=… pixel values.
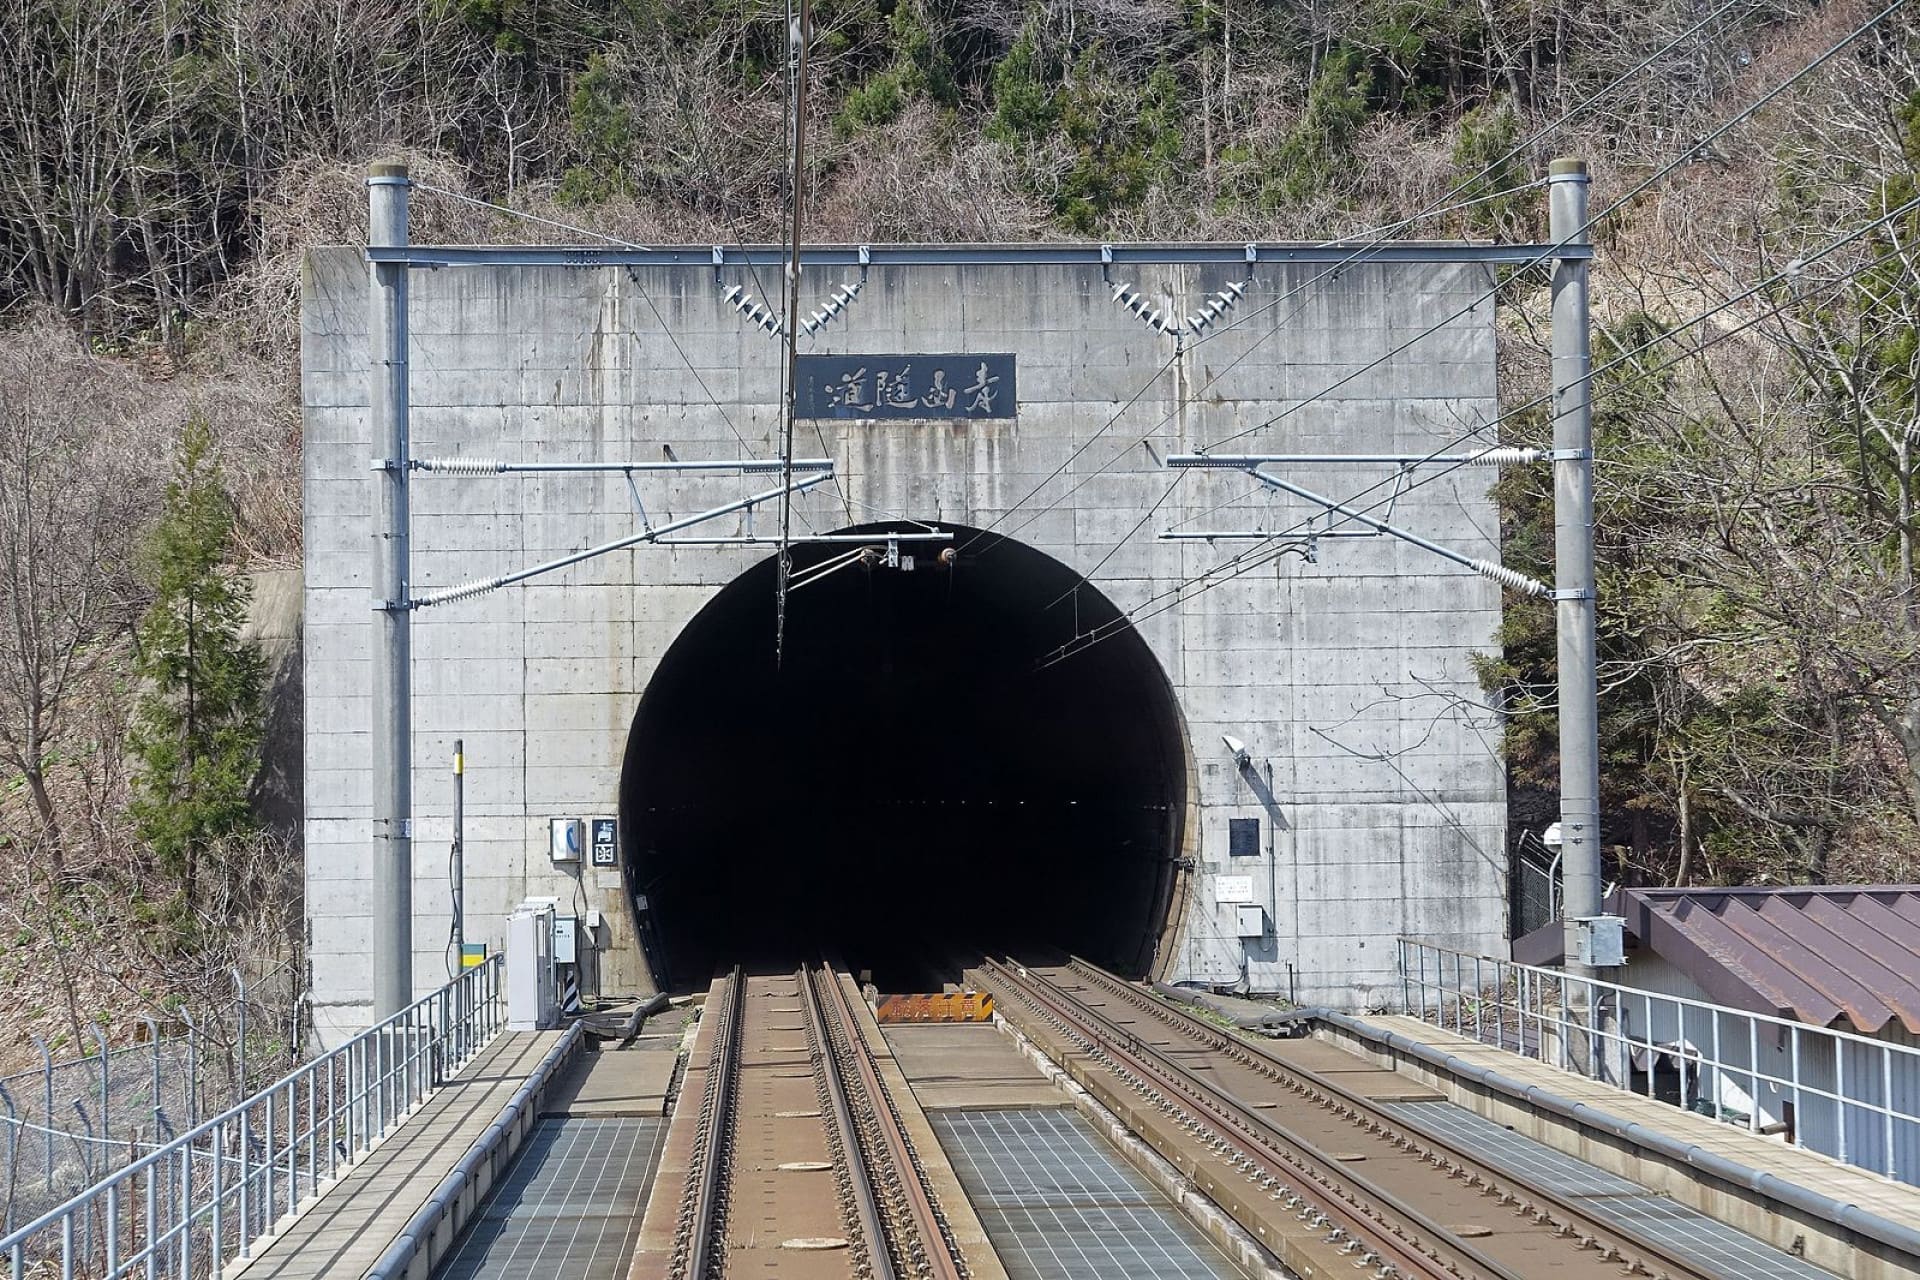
left=1513, top=886, right=1920, bottom=1035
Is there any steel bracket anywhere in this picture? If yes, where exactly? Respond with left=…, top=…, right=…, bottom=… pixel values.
left=1548, top=588, right=1596, bottom=602
left=1543, top=448, right=1592, bottom=462
left=370, top=598, right=414, bottom=613
left=370, top=457, right=399, bottom=473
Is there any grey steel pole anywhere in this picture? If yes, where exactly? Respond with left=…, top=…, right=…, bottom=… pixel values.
left=0, top=1083, right=15, bottom=1235
left=369, top=161, right=414, bottom=1020
left=1550, top=157, right=1601, bottom=985
left=91, top=1025, right=108, bottom=1153
left=452, top=740, right=464, bottom=970
left=147, top=1017, right=162, bottom=1136
left=775, top=0, right=814, bottom=665
left=233, top=967, right=247, bottom=1099
left=32, top=1036, right=50, bottom=1193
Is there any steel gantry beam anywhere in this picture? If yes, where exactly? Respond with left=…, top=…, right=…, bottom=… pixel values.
left=366, top=241, right=1592, bottom=271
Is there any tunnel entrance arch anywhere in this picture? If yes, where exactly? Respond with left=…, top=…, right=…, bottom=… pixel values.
left=620, top=523, right=1191, bottom=991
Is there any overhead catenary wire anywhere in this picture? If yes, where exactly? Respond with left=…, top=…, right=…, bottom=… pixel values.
left=775, top=0, right=814, bottom=667
left=408, top=181, right=652, bottom=251
left=1071, top=211, right=1920, bottom=662
left=1203, top=0, right=1911, bottom=458
left=1018, top=0, right=1910, bottom=618
left=955, top=0, right=1768, bottom=561
left=1037, top=194, right=1920, bottom=669
left=408, top=181, right=765, bottom=463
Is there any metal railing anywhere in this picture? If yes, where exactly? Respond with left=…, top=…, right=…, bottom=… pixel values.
left=3, top=966, right=301, bottom=1238
left=1398, top=938, right=1920, bottom=1184
left=1, top=957, right=502, bottom=1278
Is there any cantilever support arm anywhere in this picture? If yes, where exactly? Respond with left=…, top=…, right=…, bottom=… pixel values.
left=408, top=472, right=834, bottom=609
left=1245, top=468, right=1550, bottom=596
left=410, top=457, right=833, bottom=475
left=1165, top=460, right=1555, bottom=598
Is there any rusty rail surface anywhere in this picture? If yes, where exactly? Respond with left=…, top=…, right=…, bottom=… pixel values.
left=980, top=956, right=1722, bottom=1280
left=670, top=964, right=967, bottom=1280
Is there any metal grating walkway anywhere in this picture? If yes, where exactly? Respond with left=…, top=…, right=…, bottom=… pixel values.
left=1381, top=1101, right=1841, bottom=1280
left=930, top=1109, right=1246, bottom=1280
left=431, top=1117, right=668, bottom=1280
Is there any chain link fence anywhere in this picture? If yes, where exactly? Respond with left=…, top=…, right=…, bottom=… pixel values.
left=1, top=961, right=501, bottom=1280
left=1, top=975, right=305, bottom=1238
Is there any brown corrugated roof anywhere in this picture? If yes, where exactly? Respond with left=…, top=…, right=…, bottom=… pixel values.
left=1512, top=886, right=1920, bottom=1035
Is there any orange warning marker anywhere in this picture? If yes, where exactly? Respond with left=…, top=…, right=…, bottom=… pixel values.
left=874, top=992, right=994, bottom=1023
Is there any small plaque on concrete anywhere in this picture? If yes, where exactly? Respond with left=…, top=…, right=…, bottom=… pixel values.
left=1215, top=874, right=1255, bottom=904
left=797, top=353, right=1016, bottom=419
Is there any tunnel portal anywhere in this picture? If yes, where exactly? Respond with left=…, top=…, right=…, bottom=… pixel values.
left=620, top=524, right=1190, bottom=990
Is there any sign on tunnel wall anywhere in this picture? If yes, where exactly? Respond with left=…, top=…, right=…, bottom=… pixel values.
left=797, top=353, right=1016, bottom=419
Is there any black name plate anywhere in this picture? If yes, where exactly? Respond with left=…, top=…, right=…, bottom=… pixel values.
left=797, top=353, right=1016, bottom=420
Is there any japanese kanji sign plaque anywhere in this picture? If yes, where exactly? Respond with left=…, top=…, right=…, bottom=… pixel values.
left=797, top=353, right=1016, bottom=420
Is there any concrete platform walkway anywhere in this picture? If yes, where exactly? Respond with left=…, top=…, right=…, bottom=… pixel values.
left=1358, top=1015, right=1920, bottom=1231
left=1332, top=1014, right=1920, bottom=1280
left=540, top=1049, right=676, bottom=1118
left=224, top=1031, right=564, bottom=1280
left=883, top=1024, right=1067, bottom=1111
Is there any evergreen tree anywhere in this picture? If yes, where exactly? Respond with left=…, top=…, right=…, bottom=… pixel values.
left=128, top=418, right=266, bottom=920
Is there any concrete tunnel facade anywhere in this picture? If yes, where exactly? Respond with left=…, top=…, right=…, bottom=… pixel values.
left=299, top=244, right=1510, bottom=1044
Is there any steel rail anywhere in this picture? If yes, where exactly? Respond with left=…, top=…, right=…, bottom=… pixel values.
left=799, top=965, right=897, bottom=1280
left=682, top=966, right=743, bottom=1280
left=815, top=963, right=967, bottom=1280
left=978, top=958, right=1485, bottom=1280
left=1062, top=957, right=1718, bottom=1280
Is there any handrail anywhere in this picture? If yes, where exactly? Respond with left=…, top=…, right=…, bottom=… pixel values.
left=1398, top=937, right=1920, bottom=1184
left=363, top=1020, right=584, bottom=1280
left=3, top=957, right=503, bottom=1278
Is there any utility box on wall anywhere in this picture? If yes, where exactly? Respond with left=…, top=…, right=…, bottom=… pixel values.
left=1235, top=905, right=1267, bottom=939
left=506, top=900, right=557, bottom=1030
left=549, top=818, right=584, bottom=863
left=1569, top=915, right=1627, bottom=967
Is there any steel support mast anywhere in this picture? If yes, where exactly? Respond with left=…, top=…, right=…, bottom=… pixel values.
left=1550, top=157, right=1602, bottom=983
left=368, top=162, right=414, bottom=1019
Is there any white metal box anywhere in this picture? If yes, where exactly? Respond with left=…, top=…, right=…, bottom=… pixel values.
left=552, top=913, right=579, bottom=964
left=506, top=901, right=557, bottom=1030
left=1235, top=904, right=1267, bottom=939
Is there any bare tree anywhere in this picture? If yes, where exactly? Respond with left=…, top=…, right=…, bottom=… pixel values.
left=0, top=321, right=158, bottom=868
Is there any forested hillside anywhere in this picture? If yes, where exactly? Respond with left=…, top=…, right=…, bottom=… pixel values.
left=0, top=0, right=1916, bottom=1056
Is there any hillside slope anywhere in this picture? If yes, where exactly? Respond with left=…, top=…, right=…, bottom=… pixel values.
left=0, top=0, right=1915, bottom=1061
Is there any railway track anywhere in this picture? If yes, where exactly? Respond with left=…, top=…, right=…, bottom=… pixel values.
left=977, top=956, right=1730, bottom=1280
left=668, top=963, right=968, bottom=1280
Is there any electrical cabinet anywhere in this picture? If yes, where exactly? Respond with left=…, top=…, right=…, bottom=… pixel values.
left=552, top=913, right=578, bottom=964
left=1235, top=904, right=1267, bottom=939
left=506, top=900, right=557, bottom=1030
left=1570, top=915, right=1627, bottom=967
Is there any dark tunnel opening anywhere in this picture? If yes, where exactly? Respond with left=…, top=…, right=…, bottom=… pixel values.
left=619, top=523, right=1189, bottom=991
